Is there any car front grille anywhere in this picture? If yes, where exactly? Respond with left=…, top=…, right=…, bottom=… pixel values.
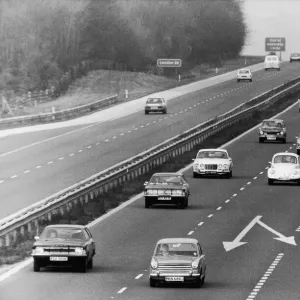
left=205, top=164, right=218, bottom=170
left=158, top=263, right=192, bottom=275
left=264, top=131, right=281, bottom=135
left=43, top=246, right=76, bottom=253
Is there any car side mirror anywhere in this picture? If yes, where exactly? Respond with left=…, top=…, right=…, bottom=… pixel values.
left=34, top=236, right=39, bottom=241
left=144, top=181, right=148, bottom=186
left=269, top=161, right=272, bottom=164
left=192, top=158, right=195, bottom=161
left=200, top=254, right=206, bottom=259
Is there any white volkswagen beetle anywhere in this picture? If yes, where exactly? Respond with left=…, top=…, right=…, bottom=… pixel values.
left=268, top=152, right=300, bottom=185
left=192, top=148, right=233, bottom=178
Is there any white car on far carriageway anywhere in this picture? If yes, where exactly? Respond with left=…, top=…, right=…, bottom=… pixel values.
left=267, top=152, right=300, bottom=185
left=192, top=149, right=233, bottom=178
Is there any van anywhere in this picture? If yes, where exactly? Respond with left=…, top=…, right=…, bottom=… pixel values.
left=264, top=55, right=280, bottom=71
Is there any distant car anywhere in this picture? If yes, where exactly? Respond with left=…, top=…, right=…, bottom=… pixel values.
left=31, top=224, right=96, bottom=273
left=149, top=238, right=206, bottom=288
left=267, top=152, right=300, bottom=185
left=144, top=173, right=190, bottom=209
left=145, top=97, right=167, bottom=114
left=237, top=68, right=252, bottom=82
left=290, top=53, right=300, bottom=62
left=192, top=148, right=233, bottom=178
left=296, top=136, right=300, bottom=155
left=258, top=119, right=286, bottom=143
left=264, top=55, right=280, bottom=71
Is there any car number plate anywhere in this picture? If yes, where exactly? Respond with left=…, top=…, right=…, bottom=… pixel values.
left=158, top=197, right=171, bottom=200
left=50, top=257, right=68, bottom=261
left=267, top=136, right=276, bottom=140
left=165, top=277, right=184, bottom=282
left=207, top=171, right=216, bottom=174
left=151, top=107, right=158, bottom=109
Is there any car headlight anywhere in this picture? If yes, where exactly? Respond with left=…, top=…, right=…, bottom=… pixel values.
left=259, top=130, right=263, bottom=135
left=199, top=164, right=204, bottom=169
left=218, top=164, right=222, bottom=169
left=151, top=259, right=158, bottom=269
left=194, top=163, right=199, bottom=168
left=34, top=247, right=44, bottom=254
left=293, top=171, right=299, bottom=175
left=191, top=258, right=200, bottom=269
left=75, top=247, right=86, bottom=255
left=223, top=164, right=229, bottom=168
left=280, top=131, right=284, bottom=135
left=269, top=169, right=275, bottom=175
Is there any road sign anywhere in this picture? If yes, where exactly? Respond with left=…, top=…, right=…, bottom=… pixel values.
left=222, top=215, right=296, bottom=252
left=265, top=37, right=286, bottom=52
left=157, top=59, right=182, bottom=68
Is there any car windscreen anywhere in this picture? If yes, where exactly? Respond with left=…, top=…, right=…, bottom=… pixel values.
left=262, top=121, right=283, bottom=128
left=274, top=155, right=297, bottom=164
left=292, top=53, right=300, bottom=57
left=238, top=70, right=249, bottom=74
left=149, top=175, right=182, bottom=185
left=147, top=98, right=163, bottom=104
left=155, top=243, right=198, bottom=257
left=40, top=227, right=87, bottom=240
left=197, top=151, right=228, bottom=159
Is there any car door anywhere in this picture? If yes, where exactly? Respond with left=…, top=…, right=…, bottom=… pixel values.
left=181, top=175, right=190, bottom=196
left=84, top=228, right=95, bottom=257
left=197, top=243, right=206, bottom=272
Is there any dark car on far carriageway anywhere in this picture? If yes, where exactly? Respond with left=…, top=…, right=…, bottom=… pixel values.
left=144, top=173, right=190, bottom=209
left=31, top=224, right=96, bottom=273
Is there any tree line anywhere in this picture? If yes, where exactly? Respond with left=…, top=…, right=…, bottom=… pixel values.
left=0, top=0, right=247, bottom=93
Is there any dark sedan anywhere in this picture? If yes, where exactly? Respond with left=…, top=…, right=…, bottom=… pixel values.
left=31, top=224, right=96, bottom=273
left=144, top=173, right=190, bottom=209
left=258, top=119, right=286, bottom=143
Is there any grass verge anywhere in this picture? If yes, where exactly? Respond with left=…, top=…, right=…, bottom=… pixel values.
left=3, top=56, right=263, bottom=117
left=2, top=86, right=297, bottom=268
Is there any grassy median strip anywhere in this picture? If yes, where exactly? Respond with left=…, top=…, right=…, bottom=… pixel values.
left=1, top=89, right=299, bottom=267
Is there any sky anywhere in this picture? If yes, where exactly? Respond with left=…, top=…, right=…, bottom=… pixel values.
left=241, top=0, right=300, bottom=60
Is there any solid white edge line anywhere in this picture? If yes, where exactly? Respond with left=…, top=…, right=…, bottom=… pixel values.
left=0, top=258, right=33, bottom=282
left=1, top=90, right=298, bottom=282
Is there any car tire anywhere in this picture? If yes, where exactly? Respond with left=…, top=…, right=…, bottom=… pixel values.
left=194, top=276, right=203, bottom=288
left=226, top=170, right=232, bottom=179
left=87, top=257, right=93, bottom=269
left=202, top=275, right=205, bottom=285
left=282, top=139, right=286, bottom=144
left=237, top=79, right=240, bottom=83
left=278, top=68, right=280, bottom=71
left=297, top=150, right=300, bottom=155
left=178, top=199, right=186, bottom=209
left=250, top=79, right=253, bottom=82
left=33, top=259, right=40, bottom=272
left=259, top=138, right=264, bottom=143
left=265, top=68, right=268, bottom=71
left=145, top=199, right=151, bottom=208
left=163, top=108, right=167, bottom=114
left=297, top=180, right=300, bottom=186
left=145, top=110, right=149, bottom=115
left=185, top=197, right=189, bottom=208
left=150, top=278, right=156, bottom=287
left=268, top=179, right=274, bottom=185
left=193, top=172, right=199, bottom=178
left=79, top=259, right=87, bottom=273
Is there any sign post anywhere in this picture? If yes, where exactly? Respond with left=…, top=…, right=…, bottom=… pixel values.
left=265, top=37, right=286, bottom=61
left=157, top=59, right=182, bottom=79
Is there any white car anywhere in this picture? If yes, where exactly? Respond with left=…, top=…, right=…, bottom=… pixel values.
left=192, top=148, right=233, bottom=178
left=264, top=55, right=280, bottom=71
left=267, top=152, right=300, bottom=185
left=237, top=68, right=252, bottom=82
left=145, top=97, right=167, bottom=114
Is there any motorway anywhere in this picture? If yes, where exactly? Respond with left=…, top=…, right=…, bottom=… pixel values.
left=1, top=63, right=300, bottom=220
left=1, top=77, right=300, bottom=300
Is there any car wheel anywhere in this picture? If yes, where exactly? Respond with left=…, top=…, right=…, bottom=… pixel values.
left=33, top=259, right=40, bottom=272
left=259, top=138, right=264, bottom=143
left=268, top=179, right=274, bottom=185
left=278, top=68, right=280, bottom=71
left=163, top=108, right=167, bottom=114
left=297, top=150, right=300, bottom=155
left=79, top=259, right=87, bottom=273
left=193, top=172, right=199, bottom=178
left=145, top=110, right=149, bottom=115
left=282, top=139, right=286, bottom=144
left=202, top=275, right=205, bottom=285
left=87, top=257, right=93, bottom=269
left=265, top=68, right=268, bottom=71
left=145, top=199, right=151, bottom=208
left=178, top=199, right=186, bottom=209
left=250, top=79, right=253, bottom=82
left=185, top=197, right=189, bottom=208
left=237, top=79, right=240, bottom=83
left=194, top=275, right=203, bottom=288
left=150, top=278, right=156, bottom=287
left=226, top=170, right=232, bottom=179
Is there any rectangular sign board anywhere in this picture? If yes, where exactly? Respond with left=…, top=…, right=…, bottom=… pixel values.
left=265, top=37, right=286, bottom=51
left=157, top=59, right=182, bottom=68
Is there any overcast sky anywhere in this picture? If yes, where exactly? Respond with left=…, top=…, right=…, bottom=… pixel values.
left=241, top=0, right=300, bottom=60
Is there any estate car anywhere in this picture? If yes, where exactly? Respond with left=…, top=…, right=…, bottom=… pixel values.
left=237, top=68, right=252, bottom=82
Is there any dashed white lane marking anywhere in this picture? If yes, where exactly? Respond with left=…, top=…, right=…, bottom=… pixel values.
left=69, top=153, right=74, bottom=156
left=187, top=231, right=194, bottom=235
left=96, top=142, right=100, bottom=145
left=135, top=274, right=143, bottom=280
left=253, top=176, right=257, bottom=179
left=59, top=157, right=64, bottom=160
left=225, top=199, right=230, bottom=203
left=36, top=166, right=41, bottom=169
left=117, top=287, right=127, bottom=294
left=78, top=149, right=83, bottom=152
left=11, top=175, right=17, bottom=178
left=247, top=182, right=251, bottom=185
left=113, top=136, right=117, bottom=139
left=105, top=139, right=110, bottom=142
left=127, top=130, right=131, bottom=133
left=24, top=170, right=30, bottom=173
left=0, top=180, right=4, bottom=184
left=47, top=161, right=53, bottom=164
left=259, top=171, right=264, bottom=175
left=246, top=253, right=284, bottom=300
left=198, top=222, right=204, bottom=226
left=216, top=206, right=222, bottom=210
left=240, top=187, right=244, bottom=191
left=232, top=193, right=237, bottom=197
left=208, top=214, right=213, bottom=218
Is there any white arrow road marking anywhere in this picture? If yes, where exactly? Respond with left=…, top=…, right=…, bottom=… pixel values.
left=223, top=216, right=297, bottom=251
left=256, top=219, right=297, bottom=245
left=223, top=216, right=262, bottom=251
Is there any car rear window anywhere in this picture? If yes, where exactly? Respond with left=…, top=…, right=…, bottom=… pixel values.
left=149, top=175, right=182, bottom=185
left=147, top=98, right=163, bottom=103
left=266, top=56, right=278, bottom=61
left=239, top=70, right=249, bottom=74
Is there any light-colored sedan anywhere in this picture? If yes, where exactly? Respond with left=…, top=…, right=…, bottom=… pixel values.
left=237, top=68, right=252, bottom=82
left=290, top=53, right=300, bottom=63
left=267, top=152, right=300, bottom=185
left=145, top=97, right=167, bottom=114
left=192, top=148, right=233, bottom=178
left=149, top=238, right=206, bottom=288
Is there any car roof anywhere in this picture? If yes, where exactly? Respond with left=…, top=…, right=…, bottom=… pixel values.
left=262, top=119, right=283, bottom=123
left=46, top=224, right=86, bottom=229
left=152, top=172, right=181, bottom=176
left=273, top=152, right=298, bottom=157
left=198, top=148, right=227, bottom=152
left=238, top=68, right=250, bottom=71
left=156, top=238, right=199, bottom=244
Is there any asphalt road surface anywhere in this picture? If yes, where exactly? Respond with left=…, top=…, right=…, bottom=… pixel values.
left=0, top=82, right=300, bottom=300
left=1, top=63, right=300, bottom=220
